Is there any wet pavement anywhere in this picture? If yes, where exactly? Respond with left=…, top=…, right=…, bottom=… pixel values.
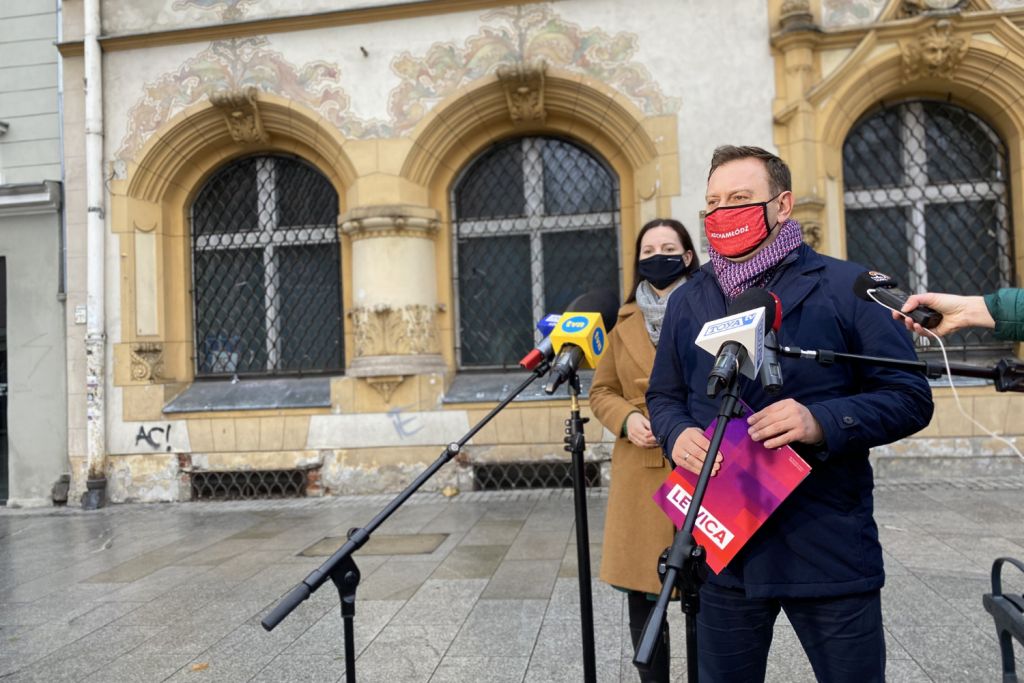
left=1, top=477, right=1023, bottom=683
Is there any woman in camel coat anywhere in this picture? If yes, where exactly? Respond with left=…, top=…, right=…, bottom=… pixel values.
left=590, top=218, right=699, bottom=683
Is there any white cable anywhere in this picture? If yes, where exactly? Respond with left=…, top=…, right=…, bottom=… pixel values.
left=868, top=290, right=1024, bottom=464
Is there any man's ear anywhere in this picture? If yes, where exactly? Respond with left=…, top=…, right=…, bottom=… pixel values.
left=775, top=191, right=795, bottom=223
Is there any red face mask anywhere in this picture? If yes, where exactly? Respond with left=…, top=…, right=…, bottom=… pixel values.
left=704, top=195, right=780, bottom=258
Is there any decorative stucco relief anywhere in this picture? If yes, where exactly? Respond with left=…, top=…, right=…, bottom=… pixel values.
left=821, top=0, right=889, bottom=27
left=992, top=0, right=1024, bottom=7
left=130, top=343, right=165, bottom=382
left=115, top=36, right=369, bottom=160
left=900, top=20, right=969, bottom=82
left=348, top=305, right=441, bottom=358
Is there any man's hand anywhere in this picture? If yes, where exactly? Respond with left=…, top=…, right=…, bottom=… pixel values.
left=747, top=399, right=823, bottom=449
left=671, top=427, right=721, bottom=476
left=625, top=413, right=658, bottom=449
left=892, top=292, right=994, bottom=338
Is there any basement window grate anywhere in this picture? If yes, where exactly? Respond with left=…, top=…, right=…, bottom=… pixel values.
left=474, top=461, right=601, bottom=491
left=191, top=469, right=307, bottom=502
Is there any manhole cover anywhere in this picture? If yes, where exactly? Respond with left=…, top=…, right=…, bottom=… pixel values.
left=301, top=533, right=448, bottom=557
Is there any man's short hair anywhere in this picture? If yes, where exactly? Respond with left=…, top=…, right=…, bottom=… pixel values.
left=708, top=146, right=792, bottom=198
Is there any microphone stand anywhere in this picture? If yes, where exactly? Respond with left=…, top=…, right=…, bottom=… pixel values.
left=564, top=370, right=597, bottom=683
left=778, top=346, right=1024, bottom=393
left=633, top=370, right=745, bottom=683
left=260, top=361, right=551, bottom=683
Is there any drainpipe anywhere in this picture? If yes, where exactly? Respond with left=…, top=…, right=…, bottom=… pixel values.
left=82, top=0, right=106, bottom=509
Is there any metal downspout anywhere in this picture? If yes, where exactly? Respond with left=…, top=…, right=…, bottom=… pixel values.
left=82, top=0, right=106, bottom=509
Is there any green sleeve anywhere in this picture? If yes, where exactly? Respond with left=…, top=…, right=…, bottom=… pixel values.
left=984, top=288, right=1024, bottom=342
left=621, top=411, right=640, bottom=437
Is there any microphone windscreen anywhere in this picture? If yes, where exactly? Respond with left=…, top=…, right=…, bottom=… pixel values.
left=728, top=288, right=777, bottom=331
left=566, top=288, right=620, bottom=333
left=853, top=270, right=898, bottom=302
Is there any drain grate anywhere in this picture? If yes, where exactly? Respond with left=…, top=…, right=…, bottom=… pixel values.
left=191, top=469, right=307, bottom=502
left=474, top=461, right=601, bottom=491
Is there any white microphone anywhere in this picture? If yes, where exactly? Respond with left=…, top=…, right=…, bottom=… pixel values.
left=695, top=288, right=775, bottom=398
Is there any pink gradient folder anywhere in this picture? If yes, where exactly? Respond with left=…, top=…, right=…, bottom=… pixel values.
left=653, top=401, right=812, bottom=574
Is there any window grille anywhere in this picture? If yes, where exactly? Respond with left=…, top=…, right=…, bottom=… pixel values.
left=452, top=137, right=622, bottom=369
left=473, top=461, right=601, bottom=491
left=842, top=101, right=1013, bottom=353
left=191, top=469, right=307, bottom=501
left=191, top=155, right=343, bottom=376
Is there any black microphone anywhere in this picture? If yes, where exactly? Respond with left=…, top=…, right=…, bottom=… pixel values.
left=853, top=271, right=943, bottom=329
left=759, top=292, right=783, bottom=395
left=706, top=288, right=777, bottom=398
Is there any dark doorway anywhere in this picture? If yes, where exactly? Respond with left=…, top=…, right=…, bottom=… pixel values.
left=1, top=258, right=7, bottom=504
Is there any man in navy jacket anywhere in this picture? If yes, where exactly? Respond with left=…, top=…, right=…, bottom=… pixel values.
left=647, top=146, right=933, bottom=683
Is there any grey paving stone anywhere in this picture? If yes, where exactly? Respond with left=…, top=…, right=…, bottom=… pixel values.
left=447, top=600, right=547, bottom=658
left=358, top=560, right=441, bottom=601
left=0, top=653, right=44, bottom=678
left=482, top=559, right=560, bottom=600
left=460, top=520, right=524, bottom=547
left=284, top=600, right=403, bottom=656
left=505, top=530, right=572, bottom=561
left=882, top=575, right=965, bottom=626
left=78, top=653, right=193, bottom=683
left=480, top=501, right=536, bottom=522
left=353, top=622, right=460, bottom=683
left=0, top=650, right=115, bottom=683
left=394, top=579, right=488, bottom=625
left=428, top=656, right=529, bottom=683
left=527, top=613, right=621, bottom=682
left=521, top=502, right=575, bottom=532
left=888, top=624, right=1004, bottom=682
left=430, top=545, right=508, bottom=580
left=251, top=653, right=348, bottom=683
left=884, top=657, right=934, bottom=683
left=418, top=504, right=488, bottom=534
left=558, top=543, right=604, bottom=579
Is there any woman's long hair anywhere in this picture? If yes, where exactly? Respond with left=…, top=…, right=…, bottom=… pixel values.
left=625, top=218, right=700, bottom=304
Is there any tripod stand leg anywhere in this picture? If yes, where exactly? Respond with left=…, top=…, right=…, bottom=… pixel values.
left=329, top=553, right=361, bottom=683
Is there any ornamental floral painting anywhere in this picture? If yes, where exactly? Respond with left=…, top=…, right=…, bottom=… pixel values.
left=822, top=0, right=889, bottom=27
left=172, top=0, right=257, bottom=22
left=115, top=36, right=370, bottom=160
left=385, top=4, right=681, bottom=135
left=117, top=3, right=679, bottom=159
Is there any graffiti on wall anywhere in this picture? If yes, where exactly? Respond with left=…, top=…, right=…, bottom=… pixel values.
left=118, top=3, right=679, bottom=159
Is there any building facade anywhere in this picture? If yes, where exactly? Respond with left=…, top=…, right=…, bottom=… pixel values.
left=0, top=0, right=68, bottom=507
left=53, top=0, right=1023, bottom=505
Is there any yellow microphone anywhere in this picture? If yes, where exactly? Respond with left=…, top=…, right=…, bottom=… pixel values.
left=545, top=313, right=607, bottom=394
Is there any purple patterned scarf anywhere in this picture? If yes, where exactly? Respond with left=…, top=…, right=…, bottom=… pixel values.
left=708, top=219, right=804, bottom=301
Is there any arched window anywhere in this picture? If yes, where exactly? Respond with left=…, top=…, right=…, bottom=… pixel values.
left=191, top=155, right=342, bottom=376
left=843, top=101, right=1013, bottom=350
left=452, top=137, right=621, bottom=368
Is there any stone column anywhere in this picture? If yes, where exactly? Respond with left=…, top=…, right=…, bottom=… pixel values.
left=340, top=204, right=447, bottom=402
left=773, top=1, right=826, bottom=252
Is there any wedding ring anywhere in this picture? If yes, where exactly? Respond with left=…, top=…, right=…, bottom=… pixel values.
left=684, top=453, right=690, bottom=461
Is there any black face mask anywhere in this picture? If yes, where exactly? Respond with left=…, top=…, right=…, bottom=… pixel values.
left=638, top=253, right=689, bottom=290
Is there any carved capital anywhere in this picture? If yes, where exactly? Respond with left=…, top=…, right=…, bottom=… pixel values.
left=130, top=342, right=164, bottom=382
left=497, top=60, right=547, bottom=125
left=338, top=205, right=442, bottom=241
left=347, top=303, right=443, bottom=359
left=210, top=85, right=269, bottom=144
left=900, top=20, right=968, bottom=83
left=779, top=0, right=816, bottom=31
